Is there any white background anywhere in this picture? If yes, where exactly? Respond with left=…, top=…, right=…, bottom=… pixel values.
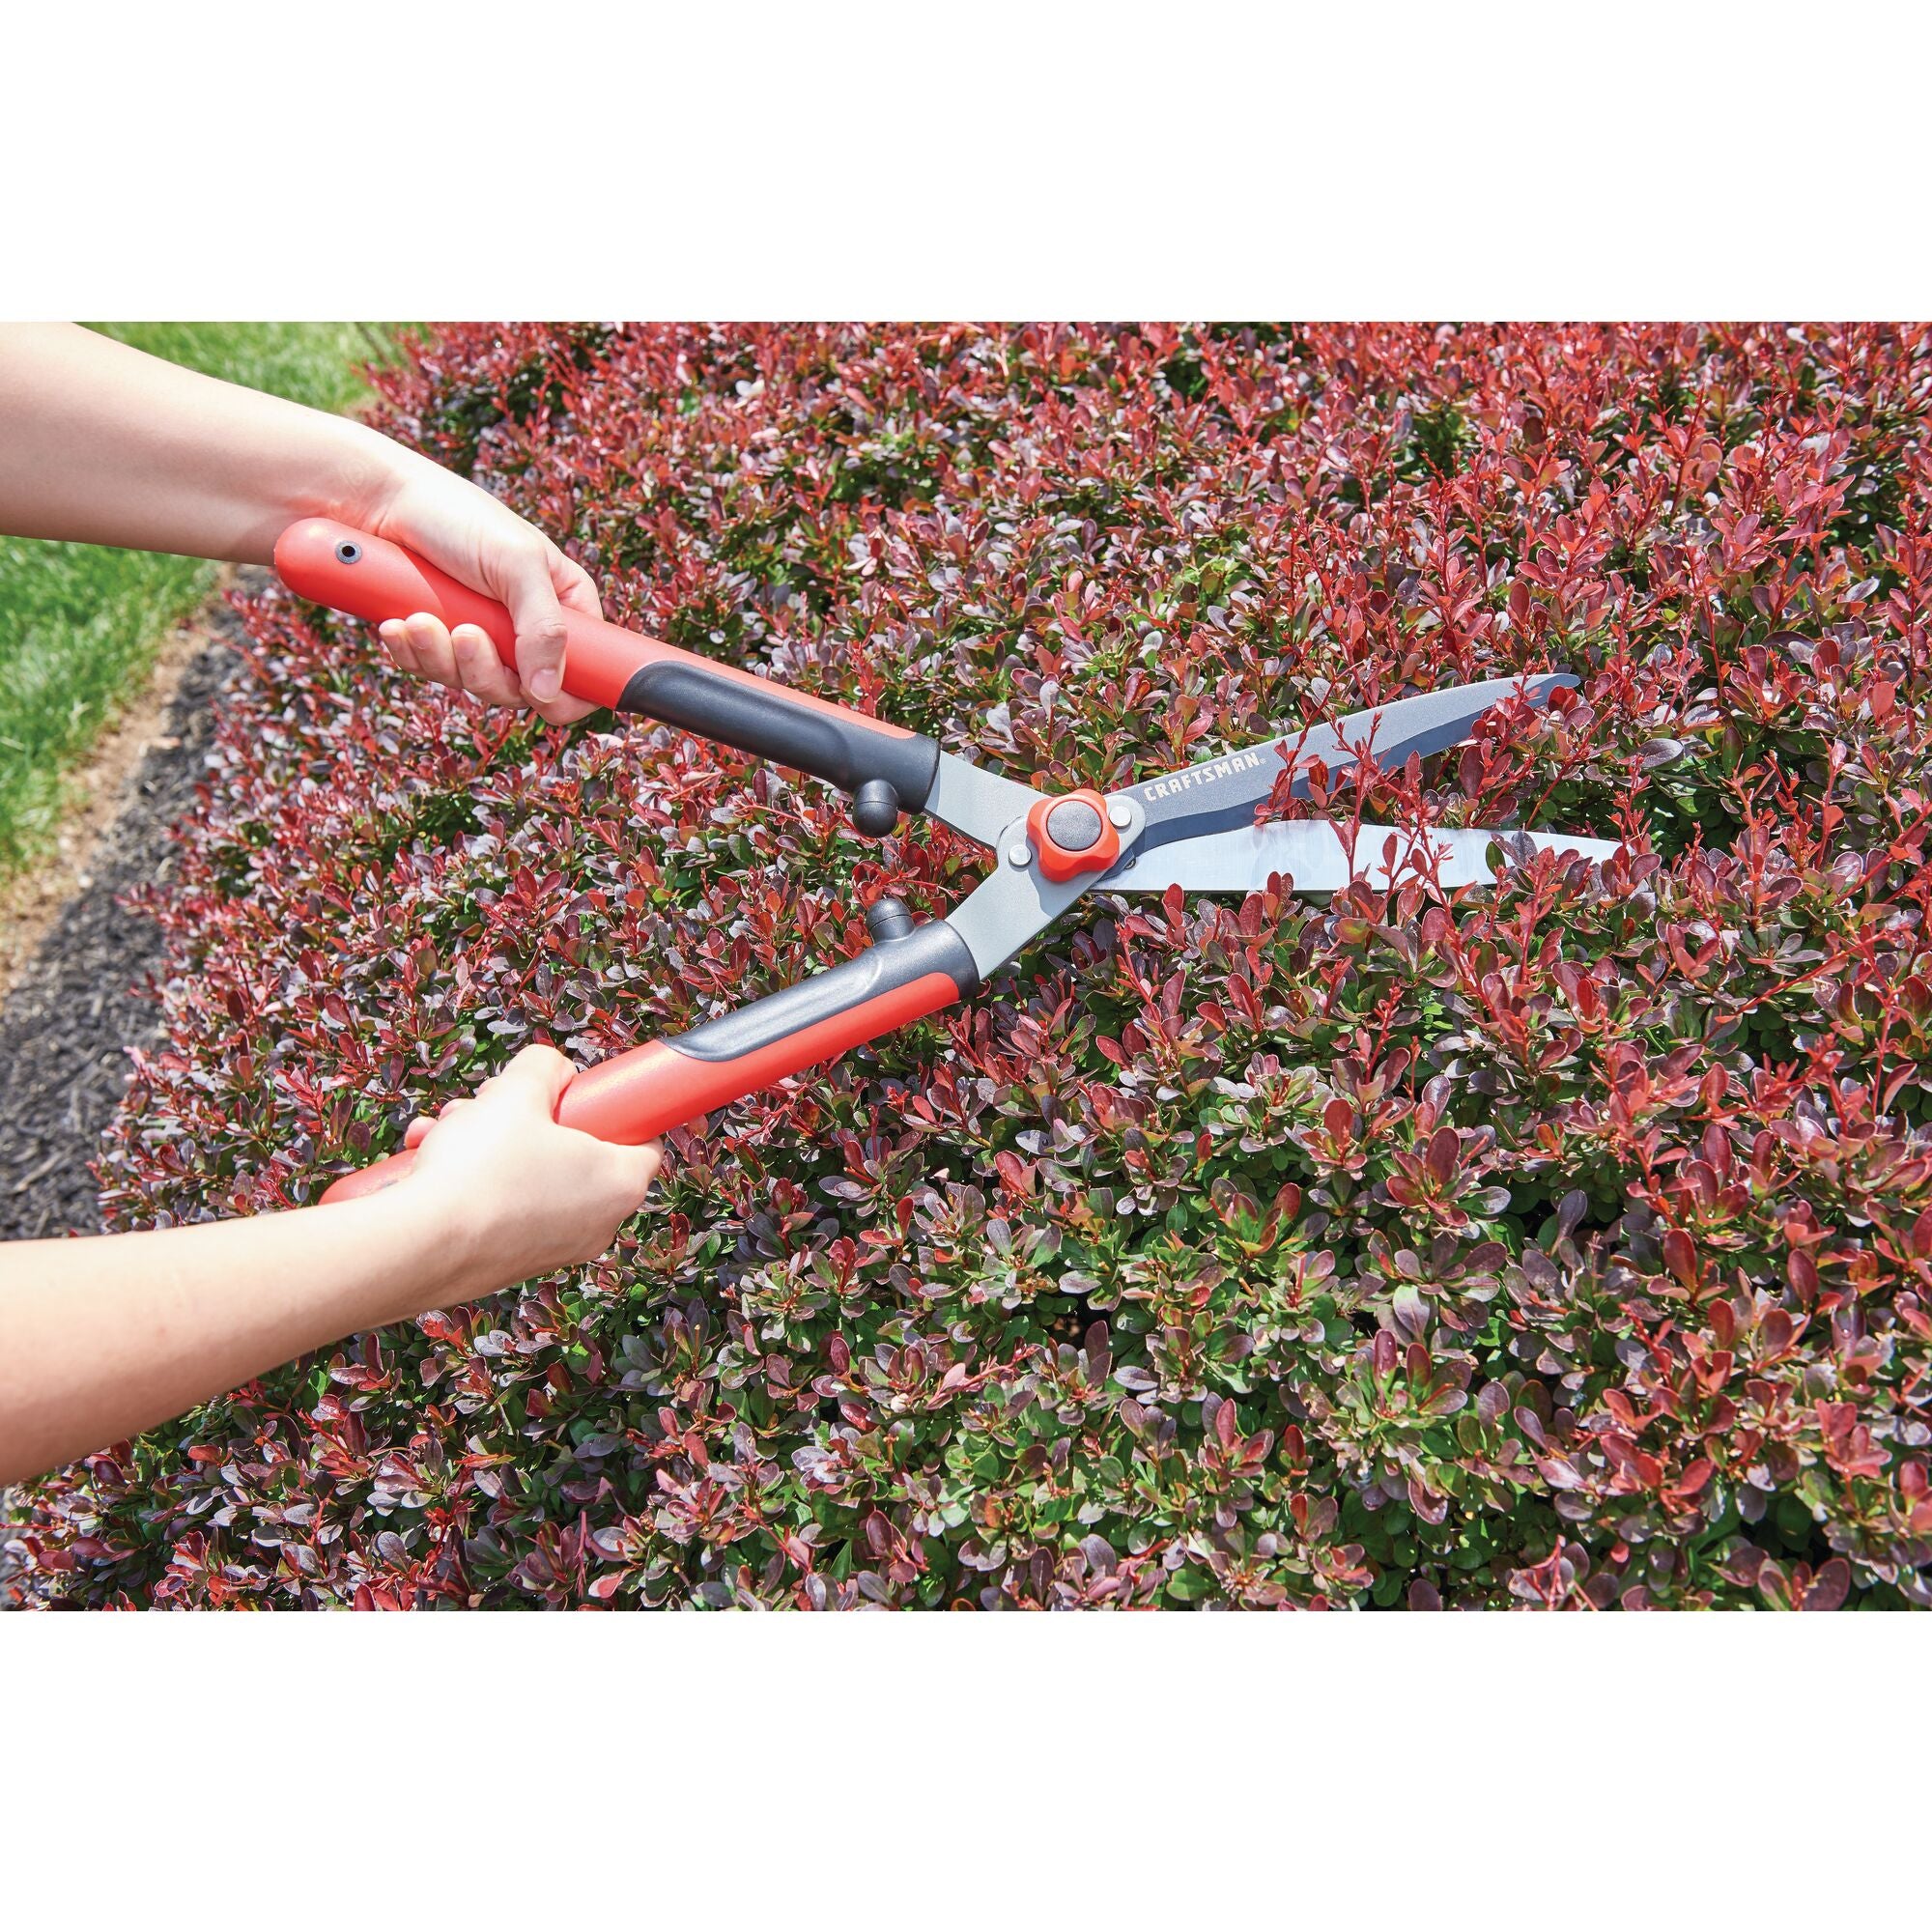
left=5, top=1, right=1928, bottom=1921
left=10, top=1, right=1930, bottom=317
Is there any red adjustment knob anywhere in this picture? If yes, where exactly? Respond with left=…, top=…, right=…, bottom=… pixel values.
left=1026, top=788, right=1122, bottom=883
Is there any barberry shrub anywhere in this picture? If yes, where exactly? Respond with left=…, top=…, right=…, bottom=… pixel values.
left=14, top=324, right=1932, bottom=1608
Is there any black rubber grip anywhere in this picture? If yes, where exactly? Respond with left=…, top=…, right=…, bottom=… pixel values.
left=668, top=923, right=978, bottom=1063
left=618, top=662, right=940, bottom=811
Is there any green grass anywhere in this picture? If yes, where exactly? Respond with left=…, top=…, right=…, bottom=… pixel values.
left=90, top=323, right=395, bottom=416
left=0, top=324, right=398, bottom=882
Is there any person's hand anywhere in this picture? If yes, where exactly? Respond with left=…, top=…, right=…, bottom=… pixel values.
left=365, top=460, right=603, bottom=725
left=399, top=1045, right=660, bottom=1299
left=0, top=327, right=596, bottom=724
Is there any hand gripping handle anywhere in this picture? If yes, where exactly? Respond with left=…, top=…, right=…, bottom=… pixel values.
left=274, top=519, right=940, bottom=823
left=321, top=923, right=977, bottom=1203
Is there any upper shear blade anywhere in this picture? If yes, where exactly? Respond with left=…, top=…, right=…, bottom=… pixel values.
left=1112, top=819, right=1623, bottom=895
left=1121, top=672, right=1577, bottom=855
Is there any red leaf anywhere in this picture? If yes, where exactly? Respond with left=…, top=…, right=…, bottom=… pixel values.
left=1662, top=1228, right=1699, bottom=1289
left=1673, top=1458, right=1715, bottom=1498
left=1801, top=1559, right=1851, bottom=1612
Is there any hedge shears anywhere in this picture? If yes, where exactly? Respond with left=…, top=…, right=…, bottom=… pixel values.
left=275, top=519, right=1622, bottom=1203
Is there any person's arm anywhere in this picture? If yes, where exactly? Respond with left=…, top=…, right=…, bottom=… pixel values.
left=0, top=323, right=595, bottom=721
left=0, top=1048, right=659, bottom=1487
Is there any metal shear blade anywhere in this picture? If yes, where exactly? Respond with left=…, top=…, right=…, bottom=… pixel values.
left=1119, top=673, right=1579, bottom=854
left=1112, top=819, right=1624, bottom=895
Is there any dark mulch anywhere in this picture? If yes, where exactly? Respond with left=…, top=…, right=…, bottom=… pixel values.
left=0, top=602, right=245, bottom=1241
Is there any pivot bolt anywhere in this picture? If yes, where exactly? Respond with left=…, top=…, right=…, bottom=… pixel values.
left=1106, top=798, right=1133, bottom=829
left=1007, top=841, right=1033, bottom=867
left=1044, top=799, right=1103, bottom=852
left=1025, top=786, right=1122, bottom=883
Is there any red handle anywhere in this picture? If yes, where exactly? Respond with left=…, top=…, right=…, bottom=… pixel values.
left=273, top=522, right=936, bottom=821
left=319, top=927, right=976, bottom=1204
left=277, top=518, right=647, bottom=708
left=321, top=1040, right=709, bottom=1204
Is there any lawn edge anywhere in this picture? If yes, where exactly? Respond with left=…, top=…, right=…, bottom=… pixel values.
left=0, top=571, right=234, bottom=1003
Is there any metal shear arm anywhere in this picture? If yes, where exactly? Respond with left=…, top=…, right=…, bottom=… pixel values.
left=277, top=522, right=1111, bottom=1202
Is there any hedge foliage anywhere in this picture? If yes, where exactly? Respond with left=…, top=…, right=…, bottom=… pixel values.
left=15, top=323, right=1932, bottom=1607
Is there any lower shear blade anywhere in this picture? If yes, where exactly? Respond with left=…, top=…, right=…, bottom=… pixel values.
left=1111, top=820, right=1624, bottom=895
